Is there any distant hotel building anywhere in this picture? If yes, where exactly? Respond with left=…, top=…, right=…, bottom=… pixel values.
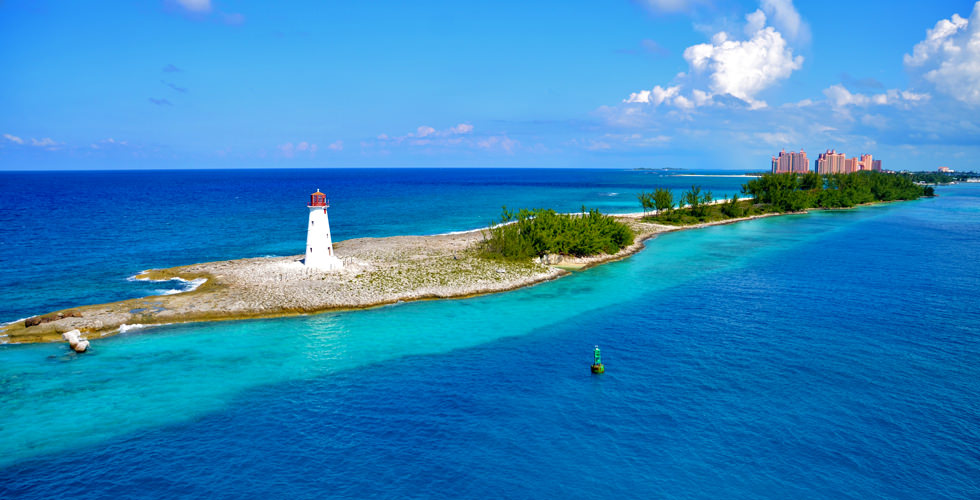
left=814, top=149, right=882, bottom=174
left=771, top=149, right=810, bottom=174
left=816, top=150, right=846, bottom=174
left=938, top=166, right=954, bottom=173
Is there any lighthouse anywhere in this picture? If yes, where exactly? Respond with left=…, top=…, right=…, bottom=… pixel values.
left=305, top=189, right=342, bottom=270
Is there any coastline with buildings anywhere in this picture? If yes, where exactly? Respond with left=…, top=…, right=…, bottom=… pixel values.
left=772, top=148, right=881, bottom=174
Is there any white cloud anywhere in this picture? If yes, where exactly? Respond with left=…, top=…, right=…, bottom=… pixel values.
left=624, top=85, right=680, bottom=105
left=370, top=123, right=516, bottom=154
left=384, top=124, right=477, bottom=143
left=90, top=138, right=128, bottom=149
left=279, top=141, right=319, bottom=158
left=30, top=137, right=61, bottom=149
left=450, top=123, right=474, bottom=134
left=744, top=9, right=767, bottom=36
left=759, top=0, right=810, bottom=43
left=824, top=84, right=930, bottom=109
left=624, top=3, right=803, bottom=111
left=755, top=131, right=796, bottom=146
left=683, top=27, right=802, bottom=108
left=176, top=0, right=211, bottom=13
left=3, top=133, right=23, bottom=144
left=904, top=2, right=980, bottom=106
left=327, top=140, right=343, bottom=151
left=476, top=135, right=518, bottom=153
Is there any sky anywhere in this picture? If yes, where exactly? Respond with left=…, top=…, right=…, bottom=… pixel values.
left=1, top=0, right=979, bottom=171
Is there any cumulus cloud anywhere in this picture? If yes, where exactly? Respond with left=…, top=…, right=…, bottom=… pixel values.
left=3, top=133, right=24, bottom=144
left=593, top=1, right=979, bottom=168
left=683, top=27, right=802, bottom=107
left=623, top=2, right=804, bottom=111
left=823, top=85, right=930, bottom=109
left=758, top=0, right=810, bottom=44
left=625, top=85, right=681, bottom=105
left=744, top=9, right=767, bottom=35
left=368, top=123, right=517, bottom=154
left=904, top=1, right=980, bottom=106
left=327, top=140, right=343, bottom=151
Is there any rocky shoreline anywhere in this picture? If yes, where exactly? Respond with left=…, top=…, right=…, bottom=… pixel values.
left=1, top=212, right=780, bottom=345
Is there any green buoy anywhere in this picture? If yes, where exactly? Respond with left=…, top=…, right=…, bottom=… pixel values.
left=591, top=345, right=604, bottom=374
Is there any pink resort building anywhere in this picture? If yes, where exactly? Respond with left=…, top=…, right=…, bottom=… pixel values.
left=816, top=149, right=846, bottom=174
left=814, top=150, right=882, bottom=174
left=771, top=149, right=810, bottom=174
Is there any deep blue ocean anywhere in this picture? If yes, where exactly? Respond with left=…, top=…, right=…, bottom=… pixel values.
left=1, top=169, right=978, bottom=499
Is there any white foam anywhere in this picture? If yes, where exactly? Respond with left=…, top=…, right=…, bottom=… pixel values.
left=117, top=323, right=148, bottom=333
left=3, top=317, right=29, bottom=328
left=178, top=278, right=207, bottom=292
left=156, top=277, right=207, bottom=295
left=131, top=274, right=207, bottom=296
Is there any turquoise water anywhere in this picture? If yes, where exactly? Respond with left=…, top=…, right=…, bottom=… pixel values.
left=0, top=168, right=748, bottom=323
left=1, top=172, right=979, bottom=498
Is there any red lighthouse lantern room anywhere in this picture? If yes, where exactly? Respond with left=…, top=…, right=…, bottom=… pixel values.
left=309, top=189, right=328, bottom=209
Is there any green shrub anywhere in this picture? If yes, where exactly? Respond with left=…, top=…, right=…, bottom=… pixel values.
left=482, top=207, right=635, bottom=261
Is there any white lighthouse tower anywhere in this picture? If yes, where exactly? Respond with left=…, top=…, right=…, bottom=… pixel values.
left=305, top=189, right=343, bottom=270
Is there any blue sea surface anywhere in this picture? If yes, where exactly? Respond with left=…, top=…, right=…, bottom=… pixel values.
left=0, top=168, right=747, bottom=323
left=1, top=170, right=978, bottom=499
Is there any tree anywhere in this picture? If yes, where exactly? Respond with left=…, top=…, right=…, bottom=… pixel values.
left=800, top=171, right=821, bottom=191
left=683, top=185, right=712, bottom=218
left=653, top=188, right=674, bottom=214
left=637, top=192, right=655, bottom=214
left=720, top=194, right=743, bottom=218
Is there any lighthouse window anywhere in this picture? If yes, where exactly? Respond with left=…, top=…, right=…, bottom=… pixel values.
left=309, top=247, right=313, bottom=252
left=311, top=221, right=314, bottom=226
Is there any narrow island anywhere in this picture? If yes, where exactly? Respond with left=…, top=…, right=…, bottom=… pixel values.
left=1, top=171, right=929, bottom=345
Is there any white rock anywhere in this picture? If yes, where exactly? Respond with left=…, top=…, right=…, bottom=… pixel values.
left=62, top=329, right=89, bottom=353
left=62, top=329, right=82, bottom=345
